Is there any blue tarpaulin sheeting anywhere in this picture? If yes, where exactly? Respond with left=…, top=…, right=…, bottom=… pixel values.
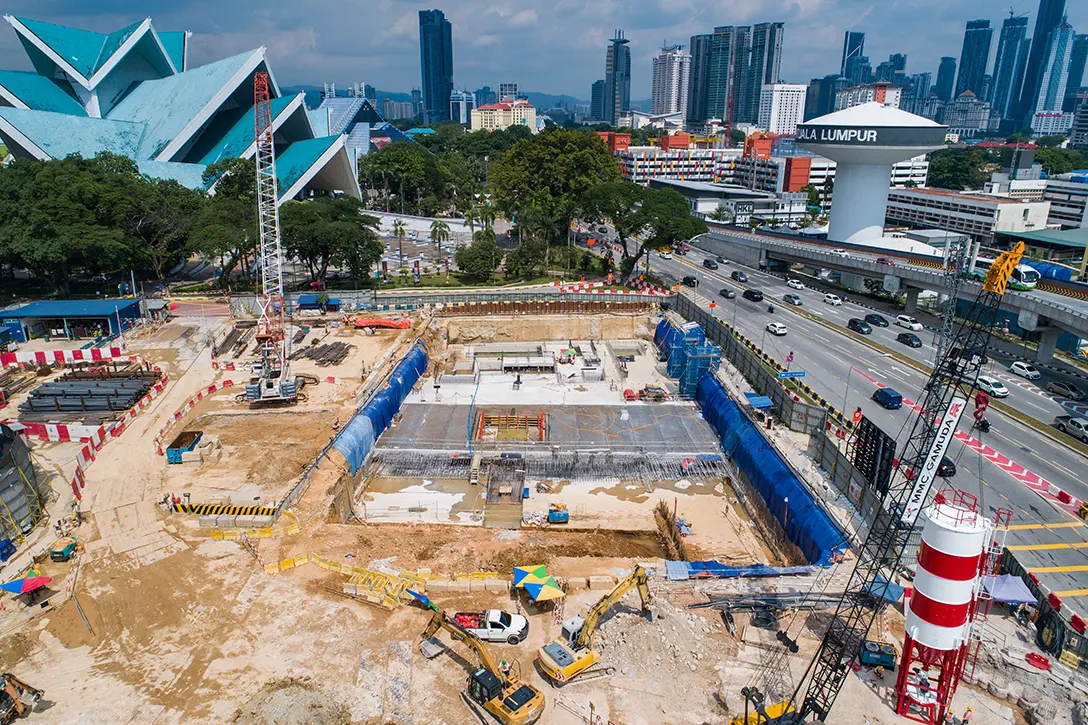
left=743, top=393, right=774, bottom=409
left=696, top=373, right=848, bottom=566
left=982, top=574, right=1037, bottom=604
left=864, top=577, right=905, bottom=603
left=665, top=560, right=818, bottom=581
left=333, top=340, right=429, bottom=475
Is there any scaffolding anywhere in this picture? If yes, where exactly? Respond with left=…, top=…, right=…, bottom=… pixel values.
left=475, top=411, right=548, bottom=442
left=0, top=426, right=47, bottom=543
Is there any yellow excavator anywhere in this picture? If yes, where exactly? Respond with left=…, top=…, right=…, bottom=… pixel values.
left=0, top=673, right=42, bottom=723
left=420, top=608, right=545, bottom=725
left=536, top=564, right=655, bottom=684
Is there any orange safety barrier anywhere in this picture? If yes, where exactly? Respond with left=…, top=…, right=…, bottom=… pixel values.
left=349, top=318, right=411, bottom=329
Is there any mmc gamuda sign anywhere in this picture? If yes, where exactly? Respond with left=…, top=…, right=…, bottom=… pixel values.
left=796, top=124, right=947, bottom=146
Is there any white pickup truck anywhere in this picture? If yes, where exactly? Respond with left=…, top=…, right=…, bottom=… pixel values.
left=453, top=610, right=529, bottom=644
left=1055, top=415, right=1088, bottom=444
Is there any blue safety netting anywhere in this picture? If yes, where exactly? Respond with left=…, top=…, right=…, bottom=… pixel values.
left=696, top=373, right=847, bottom=566
left=665, top=561, right=818, bottom=581
left=333, top=340, right=429, bottom=475
left=655, top=320, right=720, bottom=399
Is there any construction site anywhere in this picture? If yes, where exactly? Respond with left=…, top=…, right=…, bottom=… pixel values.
left=0, top=70, right=1070, bottom=725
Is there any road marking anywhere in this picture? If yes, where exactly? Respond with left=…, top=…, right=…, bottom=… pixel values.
left=1053, top=589, right=1088, bottom=597
left=1029, top=565, right=1088, bottom=573
left=1007, top=542, right=1088, bottom=551
left=1007, top=521, right=1085, bottom=530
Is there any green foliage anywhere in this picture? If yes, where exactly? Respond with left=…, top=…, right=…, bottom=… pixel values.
left=490, top=128, right=621, bottom=235
left=455, top=230, right=500, bottom=281
left=730, top=129, right=746, bottom=146
left=503, top=239, right=547, bottom=279
left=1006, top=132, right=1031, bottom=145
left=1035, top=135, right=1066, bottom=148
left=801, top=183, right=821, bottom=210
left=190, top=157, right=258, bottom=283
left=926, top=148, right=991, bottom=190
left=708, top=205, right=732, bottom=222
left=280, top=196, right=382, bottom=283
left=1034, top=147, right=1088, bottom=175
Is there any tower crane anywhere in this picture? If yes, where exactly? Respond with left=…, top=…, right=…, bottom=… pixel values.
left=773, top=242, right=1027, bottom=723
left=246, top=71, right=298, bottom=404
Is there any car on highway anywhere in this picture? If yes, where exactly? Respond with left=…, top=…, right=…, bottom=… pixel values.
left=731, top=270, right=748, bottom=283
left=936, top=456, right=956, bottom=478
left=976, top=375, right=1009, bottom=398
left=674, top=247, right=687, bottom=256
left=766, top=322, right=788, bottom=336
left=864, top=313, right=889, bottom=327
left=823, top=293, right=843, bottom=306
left=847, top=318, right=872, bottom=334
left=598, top=226, right=609, bottom=234
left=716, top=255, right=729, bottom=264
left=872, top=387, right=903, bottom=410
left=718, top=287, right=736, bottom=299
left=830, top=248, right=850, bottom=257
left=702, top=259, right=719, bottom=270
left=680, top=243, right=691, bottom=252
left=783, top=293, right=803, bottom=306
left=895, top=315, right=923, bottom=331
left=1047, top=380, right=1085, bottom=400
left=742, top=289, right=764, bottom=302
left=876, top=257, right=895, bottom=266
left=896, top=332, right=923, bottom=348
left=682, top=275, right=698, bottom=287
left=658, top=251, right=672, bottom=259
left=1009, top=361, right=1041, bottom=380
left=787, top=279, right=804, bottom=290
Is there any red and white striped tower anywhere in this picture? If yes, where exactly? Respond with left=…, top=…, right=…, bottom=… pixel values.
left=895, top=490, right=991, bottom=724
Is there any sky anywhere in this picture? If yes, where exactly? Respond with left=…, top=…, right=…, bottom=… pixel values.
left=1, top=0, right=1087, bottom=100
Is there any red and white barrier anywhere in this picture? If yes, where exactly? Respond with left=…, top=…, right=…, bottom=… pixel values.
left=1, top=346, right=125, bottom=369
left=153, top=379, right=235, bottom=455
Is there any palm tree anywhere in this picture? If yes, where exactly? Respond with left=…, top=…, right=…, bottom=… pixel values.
left=477, top=204, right=497, bottom=231
left=430, top=219, right=450, bottom=249
left=767, top=217, right=783, bottom=230
left=708, top=205, right=732, bottom=222
left=393, top=219, right=407, bottom=266
left=463, top=207, right=480, bottom=235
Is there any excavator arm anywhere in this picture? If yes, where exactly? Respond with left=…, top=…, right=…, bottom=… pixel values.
left=422, top=609, right=507, bottom=684
left=575, top=565, right=653, bottom=649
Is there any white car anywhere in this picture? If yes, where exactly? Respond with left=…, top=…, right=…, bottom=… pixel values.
left=823, top=293, right=843, bottom=306
left=766, top=322, right=788, bottom=336
left=896, top=315, right=923, bottom=331
left=1009, top=361, right=1041, bottom=380
left=658, top=251, right=672, bottom=259
left=830, top=248, right=850, bottom=257
left=976, top=374, right=1009, bottom=398
left=787, top=279, right=804, bottom=290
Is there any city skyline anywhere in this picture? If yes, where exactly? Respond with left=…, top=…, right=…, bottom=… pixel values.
left=1, top=2, right=1085, bottom=100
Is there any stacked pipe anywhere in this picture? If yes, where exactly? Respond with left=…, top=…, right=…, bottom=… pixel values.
left=293, top=341, right=353, bottom=366
left=18, top=372, right=158, bottom=420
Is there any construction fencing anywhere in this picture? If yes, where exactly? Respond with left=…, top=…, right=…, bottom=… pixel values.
left=672, top=293, right=826, bottom=434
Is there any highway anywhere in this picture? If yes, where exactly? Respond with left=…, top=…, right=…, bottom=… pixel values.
left=638, top=241, right=1088, bottom=614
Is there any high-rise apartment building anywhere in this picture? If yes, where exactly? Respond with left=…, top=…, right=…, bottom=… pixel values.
left=449, top=89, right=475, bottom=124
left=707, top=26, right=741, bottom=122
left=651, top=44, right=691, bottom=116
left=1018, top=0, right=1066, bottom=121
left=956, top=19, right=993, bottom=98
left=382, top=99, right=416, bottom=120
left=805, top=74, right=848, bottom=120
left=758, top=83, right=806, bottom=135
left=841, top=31, right=865, bottom=75
left=590, top=79, right=606, bottom=121
left=1035, top=18, right=1075, bottom=114
left=418, top=9, right=453, bottom=124
left=604, top=31, right=631, bottom=125
left=474, top=86, right=496, bottom=106
left=991, top=15, right=1030, bottom=118
left=845, top=55, right=872, bottom=86
left=1064, top=34, right=1088, bottom=111
left=687, top=34, right=713, bottom=123
left=746, top=22, right=784, bottom=121
left=499, top=82, right=518, bottom=100
left=935, top=57, right=957, bottom=101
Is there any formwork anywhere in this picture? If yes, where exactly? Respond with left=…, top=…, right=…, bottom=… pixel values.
left=0, top=425, right=48, bottom=541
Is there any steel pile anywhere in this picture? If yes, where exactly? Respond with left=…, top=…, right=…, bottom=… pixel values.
left=293, top=341, right=352, bottom=366
left=18, top=369, right=161, bottom=423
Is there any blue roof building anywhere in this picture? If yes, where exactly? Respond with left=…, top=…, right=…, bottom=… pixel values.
left=0, top=16, right=359, bottom=204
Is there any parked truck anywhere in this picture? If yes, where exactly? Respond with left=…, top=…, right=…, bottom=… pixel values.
left=1055, top=415, right=1088, bottom=444
left=453, top=610, right=529, bottom=645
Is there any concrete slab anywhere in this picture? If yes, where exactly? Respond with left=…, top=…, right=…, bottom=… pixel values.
left=589, top=575, right=614, bottom=590
left=449, top=579, right=471, bottom=593
left=484, top=579, right=510, bottom=593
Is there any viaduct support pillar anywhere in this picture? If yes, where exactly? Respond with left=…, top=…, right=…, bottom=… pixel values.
left=1036, top=329, right=1061, bottom=364
left=904, top=287, right=921, bottom=315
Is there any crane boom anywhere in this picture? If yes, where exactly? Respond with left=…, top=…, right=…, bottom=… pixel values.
left=574, top=564, right=653, bottom=649
left=786, top=243, right=1026, bottom=723
left=422, top=609, right=507, bottom=683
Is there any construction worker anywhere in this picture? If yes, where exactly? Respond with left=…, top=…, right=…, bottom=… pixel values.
left=500, top=659, right=511, bottom=677
left=962, top=706, right=973, bottom=723
left=943, top=709, right=956, bottom=725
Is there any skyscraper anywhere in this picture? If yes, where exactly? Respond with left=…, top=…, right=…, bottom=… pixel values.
left=590, top=79, right=606, bottom=121
left=705, top=25, right=752, bottom=123
left=935, top=57, right=957, bottom=101
left=418, top=9, right=453, bottom=124
left=845, top=55, right=872, bottom=86
left=651, top=44, right=691, bottom=116
left=499, top=82, right=518, bottom=100
left=955, top=19, right=993, bottom=98
left=604, top=30, right=631, bottom=125
left=1018, top=0, right=1066, bottom=121
left=805, top=74, right=848, bottom=120
left=758, top=83, right=806, bottom=135
left=746, top=22, right=785, bottom=121
left=1064, top=34, right=1088, bottom=111
left=1035, top=17, right=1075, bottom=113
left=475, top=86, right=496, bottom=106
left=687, top=33, right=712, bottom=123
left=841, top=31, right=865, bottom=75
left=991, top=15, right=1030, bottom=118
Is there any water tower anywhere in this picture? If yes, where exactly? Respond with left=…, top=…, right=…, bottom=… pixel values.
left=795, top=103, right=947, bottom=245
left=895, top=490, right=991, bottom=725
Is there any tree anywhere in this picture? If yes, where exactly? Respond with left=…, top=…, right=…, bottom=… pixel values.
left=128, top=178, right=202, bottom=282
left=1035, top=135, right=1066, bottom=148
left=749, top=218, right=766, bottom=230
left=489, top=128, right=621, bottom=236
left=580, top=181, right=645, bottom=269
left=476, top=204, right=496, bottom=230
left=820, top=177, right=835, bottom=207
left=1034, top=147, right=1088, bottom=175
left=190, top=157, right=258, bottom=285
left=926, top=148, right=991, bottom=190
left=730, top=129, right=746, bottom=147
left=801, top=183, right=822, bottom=211
left=503, top=239, right=547, bottom=279
left=1006, top=132, right=1031, bottom=145
left=708, top=205, right=732, bottom=222
left=430, top=219, right=450, bottom=248
left=392, top=219, right=407, bottom=266
left=767, top=218, right=783, bottom=230
left=621, top=187, right=707, bottom=280
left=462, top=206, right=480, bottom=234
left=903, top=179, right=918, bottom=188
left=455, top=230, right=499, bottom=281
